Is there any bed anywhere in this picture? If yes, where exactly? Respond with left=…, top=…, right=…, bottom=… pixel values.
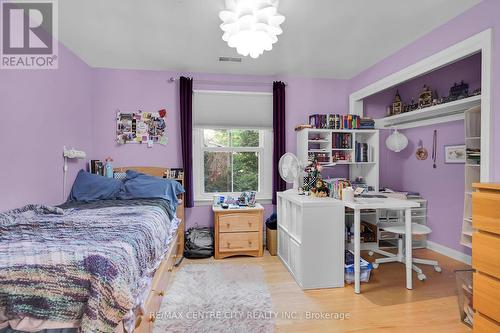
left=0, top=167, right=185, bottom=333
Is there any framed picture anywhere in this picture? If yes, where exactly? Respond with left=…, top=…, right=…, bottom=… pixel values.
left=444, top=145, right=466, bottom=163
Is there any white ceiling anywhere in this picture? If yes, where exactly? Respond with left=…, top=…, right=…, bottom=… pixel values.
left=59, top=0, right=481, bottom=79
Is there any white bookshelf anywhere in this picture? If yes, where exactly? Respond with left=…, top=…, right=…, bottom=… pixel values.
left=461, top=106, right=481, bottom=248
left=297, top=128, right=379, bottom=191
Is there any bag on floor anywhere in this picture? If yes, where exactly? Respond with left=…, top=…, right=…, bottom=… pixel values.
left=184, top=227, right=214, bottom=259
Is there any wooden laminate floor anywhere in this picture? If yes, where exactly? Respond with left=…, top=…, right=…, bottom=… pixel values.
left=184, top=249, right=471, bottom=333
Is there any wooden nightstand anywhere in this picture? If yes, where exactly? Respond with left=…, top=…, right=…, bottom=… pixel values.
left=213, top=204, right=264, bottom=259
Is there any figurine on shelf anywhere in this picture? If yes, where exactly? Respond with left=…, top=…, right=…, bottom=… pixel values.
left=410, top=98, right=418, bottom=111
left=391, top=90, right=403, bottom=115
left=471, top=88, right=481, bottom=96
left=302, top=158, right=321, bottom=192
left=432, top=90, right=440, bottom=106
left=311, top=178, right=330, bottom=197
left=302, top=157, right=330, bottom=198
left=449, top=81, right=469, bottom=101
left=418, top=85, right=433, bottom=108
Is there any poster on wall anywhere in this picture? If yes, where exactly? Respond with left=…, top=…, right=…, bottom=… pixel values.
left=116, top=109, right=168, bottom=145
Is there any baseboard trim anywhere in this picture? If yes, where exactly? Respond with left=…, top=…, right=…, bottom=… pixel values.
left=426, top=241, right=471, bottom=265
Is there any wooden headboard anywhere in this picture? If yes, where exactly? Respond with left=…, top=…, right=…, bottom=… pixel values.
left=113, top=166, right=185, bottom=223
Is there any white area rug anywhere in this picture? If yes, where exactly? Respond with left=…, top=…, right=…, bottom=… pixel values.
left=153, top=263, right=274, bottom=333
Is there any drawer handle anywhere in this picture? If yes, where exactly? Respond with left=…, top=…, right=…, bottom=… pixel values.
left=168, top=267, right=173, bottom=272
left=157, top=290, right=165, bottom=296
left=227, top=242, right=231, bottom=248
left=149, top=313, right=156, bottom=323
left=227, top=223, right=230, bottom=228
left=248, top=222, right=252, bottom=226
left=248, top=240, right=252, bottom=245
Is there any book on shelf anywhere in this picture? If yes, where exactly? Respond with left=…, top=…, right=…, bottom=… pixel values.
left=308, top=114, right=375, bottom=130
left=332, top=133, right=352, bottom=149
left=354, top=142, right=373, bottom=162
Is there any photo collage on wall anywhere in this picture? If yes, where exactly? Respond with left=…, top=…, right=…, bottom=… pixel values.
left=116, top=109, right=168, bottom=145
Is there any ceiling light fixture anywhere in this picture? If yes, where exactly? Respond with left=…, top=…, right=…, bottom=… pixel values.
left=219, top=0, right=285, bottom=59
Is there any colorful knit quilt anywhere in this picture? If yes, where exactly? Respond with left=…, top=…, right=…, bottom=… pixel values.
left=0, top=199, right=176, bottom=333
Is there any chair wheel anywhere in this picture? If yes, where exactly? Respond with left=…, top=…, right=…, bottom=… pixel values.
left=372, top=263, right=379, bottom=269
left=368, top=251, right=374, bottom=256
left=417, top=273, right=426, bottom=281
left=434, top=266, right=442, bottom=273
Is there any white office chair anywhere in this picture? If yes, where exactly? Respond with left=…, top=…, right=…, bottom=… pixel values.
left=369, top=223, right=441, bottom=281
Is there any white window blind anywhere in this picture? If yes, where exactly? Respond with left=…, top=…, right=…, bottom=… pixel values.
left=193, top=90, right=273, bottom=129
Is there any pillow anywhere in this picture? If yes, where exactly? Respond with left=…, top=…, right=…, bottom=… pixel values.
left=113, top=172, right=127, bottom=181
left=69, top=170, right=123, bottom=202
left=120, top=170, right=185, bottom=211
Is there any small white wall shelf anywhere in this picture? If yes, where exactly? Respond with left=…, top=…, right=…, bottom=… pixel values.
left=375, top=95, right=481, bottom=129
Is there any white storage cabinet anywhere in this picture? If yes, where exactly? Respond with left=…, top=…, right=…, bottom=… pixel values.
left=277, top=190, right=346, bottom=289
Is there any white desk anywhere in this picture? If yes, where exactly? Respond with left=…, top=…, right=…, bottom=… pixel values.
left=277, top=191, right=420, bottom=294
left=344, top=198, right=419, bottom=293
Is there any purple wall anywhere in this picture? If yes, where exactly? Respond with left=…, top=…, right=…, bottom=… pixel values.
left=90, top=69, right=350, bottom=227
left=0, top=44, right=93, bottom=211
left=352, top=1, right=498, bottom=255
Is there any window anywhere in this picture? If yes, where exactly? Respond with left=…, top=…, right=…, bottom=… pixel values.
left=193, top=128, right=272, bottom=201
left=192, top=90, right=273, bottom=202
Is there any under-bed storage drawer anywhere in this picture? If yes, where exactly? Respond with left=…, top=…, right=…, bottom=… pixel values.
left=135, top=235, right=180, bottom=333
left=219, top=232, right=259, bottom=252
left=218, top=213, right=261, bottom=233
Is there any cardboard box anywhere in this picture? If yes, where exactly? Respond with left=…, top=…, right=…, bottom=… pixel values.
left=266, top=227, right=277, bottom=256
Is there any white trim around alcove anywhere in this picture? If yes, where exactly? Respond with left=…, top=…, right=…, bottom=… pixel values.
left=349, top=29, right=492, bottom=182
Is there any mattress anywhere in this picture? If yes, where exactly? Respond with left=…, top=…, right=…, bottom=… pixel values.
left=0, top=199, right=179, bottom=333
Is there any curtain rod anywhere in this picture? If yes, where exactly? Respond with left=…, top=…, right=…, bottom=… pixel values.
left=167, top=77, right=287, bottom=87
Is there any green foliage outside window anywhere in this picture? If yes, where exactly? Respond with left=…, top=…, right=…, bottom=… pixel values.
left=204, top=129, right=259, bottom=193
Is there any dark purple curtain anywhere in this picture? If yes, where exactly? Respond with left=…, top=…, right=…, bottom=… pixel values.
left=180, top=76, right=194, bottom=208
left=272, top=81, right=286, bottom=204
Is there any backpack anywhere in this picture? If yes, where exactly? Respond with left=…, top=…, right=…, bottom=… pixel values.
left=184, top=227, right=214, bottom=259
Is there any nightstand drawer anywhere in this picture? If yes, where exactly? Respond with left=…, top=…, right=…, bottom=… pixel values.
left=218, top=213, right=260, bottom=233
left=219, top=232, right=259, bottom=252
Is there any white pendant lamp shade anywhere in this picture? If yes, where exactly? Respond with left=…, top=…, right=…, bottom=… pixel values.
left=219, top=0, right=285, bottom=59
left=385, top=129, right=408, bottom=152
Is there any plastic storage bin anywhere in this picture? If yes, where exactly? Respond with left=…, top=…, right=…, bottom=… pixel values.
left=455, top=269, right=473, bottom=327
left=345, top=250, right=373, bottom=284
